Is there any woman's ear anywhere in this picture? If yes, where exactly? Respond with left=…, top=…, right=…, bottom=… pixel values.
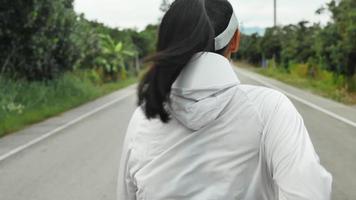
left=224, top=30, right=241, bottom=58
left=229, top=31, right=241, bottom=53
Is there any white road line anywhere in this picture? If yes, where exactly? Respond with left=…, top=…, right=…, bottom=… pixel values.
left=2, top=69, right=355, bottom=163
left=235, top=68, right=356, bottom=128
left=0, top=89, right=136, bottom=163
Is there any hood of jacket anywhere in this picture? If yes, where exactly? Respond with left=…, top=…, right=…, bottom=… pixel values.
left=169, top=52, right=240, bottom=131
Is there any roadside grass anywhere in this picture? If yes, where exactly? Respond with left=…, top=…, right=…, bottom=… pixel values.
left=0, top=71, right=137, bottom=138
left=235, top=61, right=356, bottom=105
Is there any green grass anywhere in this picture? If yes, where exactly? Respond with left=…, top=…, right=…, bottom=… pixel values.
left=0, top=71, right=137, bottom=138
left=236, top=61, right=356, bottom=105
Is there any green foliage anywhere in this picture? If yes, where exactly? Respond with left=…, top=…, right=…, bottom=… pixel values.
left=0, top=0, right=158, bottom=81
left=0, top=72, right=137, bottom=137
left=131, top=25, right=158, bottom=58
left=0, top=0, right=156, bottom=136
left=87, top=22, right=158, bottom=80
left=0, top=0, right=89, bottom=80
left=95, top=34, right=136, bottom=81
left=236, top=0, right=356, bottom=89
left=325, top=0, right=356, bottom=76
left=260, top=28, right=282, bottom=62
left=236, top=33, right=262, bottom=64
left=89, top=22, right=157, bottom=59
left=257, top=64, right=356, bottom=104
left=0, top=72, right=97, bottom=136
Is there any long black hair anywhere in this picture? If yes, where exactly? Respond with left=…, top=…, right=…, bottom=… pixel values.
left=138, top=0, right=234, bottom=123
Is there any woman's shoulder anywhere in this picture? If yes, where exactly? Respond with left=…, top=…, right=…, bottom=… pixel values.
left=235, top=84, right=294, bottom=124
left=237, top=84, right=285, bottom=102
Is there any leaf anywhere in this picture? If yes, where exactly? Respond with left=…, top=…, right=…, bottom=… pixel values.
left=123, top=50, right=135, bottom=57
left=105, top=63, right=111, bottom=72
left=115, top=42, right=123, bottom=52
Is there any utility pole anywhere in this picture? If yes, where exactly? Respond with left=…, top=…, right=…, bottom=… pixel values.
left=274, top=0, right=277, bottom=27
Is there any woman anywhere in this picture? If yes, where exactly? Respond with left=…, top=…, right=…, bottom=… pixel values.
left=117, top=0, right=332, bottom=199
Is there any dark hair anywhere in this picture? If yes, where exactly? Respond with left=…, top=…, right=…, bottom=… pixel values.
left=138, top=0, right=234, bottom=123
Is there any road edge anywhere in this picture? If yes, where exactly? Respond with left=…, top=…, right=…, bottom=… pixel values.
left=0, top=84, right=137, bottom=163
left=235, top=67, right=356, bottom=128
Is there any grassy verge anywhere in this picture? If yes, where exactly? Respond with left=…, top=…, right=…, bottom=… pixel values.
left=0, top=71, right=137, bottom=138
left=235, top=61, right=356, bottom=105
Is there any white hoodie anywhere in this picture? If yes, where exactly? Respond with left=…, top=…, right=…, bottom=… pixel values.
left=117, top=52, right=332, bottom=200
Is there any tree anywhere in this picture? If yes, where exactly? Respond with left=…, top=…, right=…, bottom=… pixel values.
left=0, top=0, right=158, bottom=82
left=327, top=0, right=356, bottom=76
left=131, top=25, right=158, bottom=58
left=235, top=0, right=356, bottom=92
left=95, top=35, right=136, bottom=81
left=0, top=0, right=89, bottom=80
left=260, top=27, right=282, bottom=62
left=237, top=33, right=262, bottom=64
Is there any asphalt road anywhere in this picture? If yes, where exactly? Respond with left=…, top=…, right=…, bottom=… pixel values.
left=0, top=67, right=355, bottom=200
left=0, top=94, right=137, bottom=200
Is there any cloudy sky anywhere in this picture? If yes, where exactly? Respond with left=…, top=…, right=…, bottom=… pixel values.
left=74, top=0, right=331, bottom=30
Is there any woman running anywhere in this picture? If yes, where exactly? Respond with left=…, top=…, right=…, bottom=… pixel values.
left=117, top=0, right=332, bottom=199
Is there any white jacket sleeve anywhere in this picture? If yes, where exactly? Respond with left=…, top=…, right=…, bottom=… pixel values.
left=264, top=94, right=332, bottom=200
left=117, top=111, right=138, bottom=200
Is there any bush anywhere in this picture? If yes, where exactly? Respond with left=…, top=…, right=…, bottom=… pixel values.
left=346, top=74, right=356, bottom=92
left=0, top=0, right=99, bottom=80
left=236, top=0, right=356, bottom=80
left=290, top=63, right=309, bottom=78
left=0, top=72, right=98, bottom=123
left=0, top=71, right=137, bottom=137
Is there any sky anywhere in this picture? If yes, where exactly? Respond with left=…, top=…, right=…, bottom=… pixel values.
left=74, top=0, right=331, bottom=30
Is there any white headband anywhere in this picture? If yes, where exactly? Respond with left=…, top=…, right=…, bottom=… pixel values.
left=214, top=13, right=239, bottom=51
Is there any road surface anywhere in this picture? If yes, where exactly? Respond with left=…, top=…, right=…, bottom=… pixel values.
left=0, top=66, right=355, bottom=200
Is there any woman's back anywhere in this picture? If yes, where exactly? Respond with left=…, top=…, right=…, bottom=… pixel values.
left=117, top=53, right=332, bottom=200
left=118, top=0, right=331, bottom=198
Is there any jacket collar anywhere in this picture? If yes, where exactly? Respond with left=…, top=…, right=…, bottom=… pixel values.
left=172, top=52, right=240, bottom=91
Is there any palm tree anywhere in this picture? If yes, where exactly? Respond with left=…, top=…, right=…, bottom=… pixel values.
left=96, top=34, right=136, bottom=80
